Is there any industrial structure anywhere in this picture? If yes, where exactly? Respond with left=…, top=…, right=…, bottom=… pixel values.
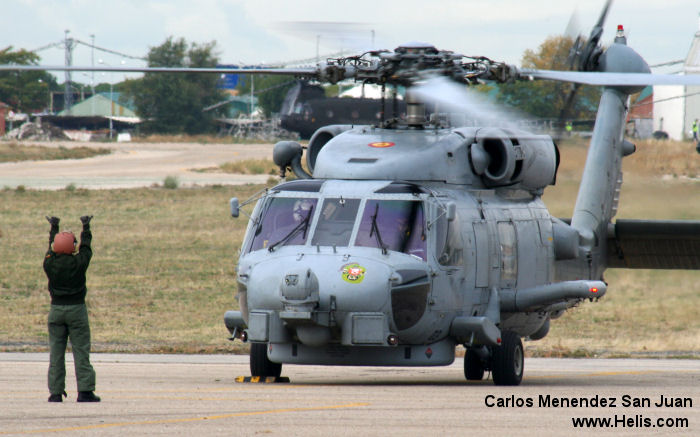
left=31, top=30, right=144, bottom=117
left=652, top=13, right=700, bottom=140
left=57, top=93, right=137, bottom=118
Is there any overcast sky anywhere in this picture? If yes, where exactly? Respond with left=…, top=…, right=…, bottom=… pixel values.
left=2, top=0, right=699, bottom=83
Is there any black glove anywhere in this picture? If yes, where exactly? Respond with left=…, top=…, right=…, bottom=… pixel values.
left=46, top=216, right=60, bottom=227
left=80, top=215, right=93, bottom=227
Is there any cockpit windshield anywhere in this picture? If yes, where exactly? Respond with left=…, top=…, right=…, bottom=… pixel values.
left=355, top=200, right=427, bottom=260
left=245, top=196, right=427, bottom=260
left=247, top=197, right=317, bottom=252
left=311, top=198, right=361, bottom=247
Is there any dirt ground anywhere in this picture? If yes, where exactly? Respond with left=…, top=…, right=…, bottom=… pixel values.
left=0, top=141, right=275, bottom=189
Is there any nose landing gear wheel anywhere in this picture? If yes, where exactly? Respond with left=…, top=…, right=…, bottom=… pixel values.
left=250, top=343, right=282, bottom=378
left=491, top=331, right=523, bottom=386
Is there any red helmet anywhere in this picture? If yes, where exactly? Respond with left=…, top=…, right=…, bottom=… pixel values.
left=53, top=232, right=77, bottom=254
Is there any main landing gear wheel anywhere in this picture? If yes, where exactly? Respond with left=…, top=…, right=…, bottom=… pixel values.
left=491, top=331, right=524, bottom=386
left=464, top=347, right=485, bottom=380
left=250, top=343, right=282, bottom=378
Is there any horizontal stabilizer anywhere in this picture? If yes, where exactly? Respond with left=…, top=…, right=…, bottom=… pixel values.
left=607, top=219, right=700, bottom=269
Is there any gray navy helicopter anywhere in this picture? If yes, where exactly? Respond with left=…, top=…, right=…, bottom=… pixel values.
left=224, top=3, right=700, bottom=386
left=3, top=1, right=699, bottom=385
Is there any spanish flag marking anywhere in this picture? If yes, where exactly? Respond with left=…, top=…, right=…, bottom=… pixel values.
left=368, top=141, right=395, bottom=148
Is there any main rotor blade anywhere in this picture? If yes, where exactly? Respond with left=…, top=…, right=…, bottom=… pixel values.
left=519, top=69, right=700, bottom=86
left=0, top=64, right=319, bottom=77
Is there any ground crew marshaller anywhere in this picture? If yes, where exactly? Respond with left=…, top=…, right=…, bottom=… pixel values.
left=43, top=215, right=100, bottom=403
left=565, top=121, right=573, bottom=137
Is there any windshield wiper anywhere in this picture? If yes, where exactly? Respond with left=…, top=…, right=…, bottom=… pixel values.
left=369, top=203, right=388, bottom=255
left=268, top=205, right=313, bottom=252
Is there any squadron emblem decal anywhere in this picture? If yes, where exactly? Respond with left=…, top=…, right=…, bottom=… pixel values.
left=341, top=263, right=366, bottom=283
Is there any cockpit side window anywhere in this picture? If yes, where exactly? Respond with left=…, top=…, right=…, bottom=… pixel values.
left=246, top=197, right=317, bottom=253
left=355, top=200, right=427, bottom=261
left=310, top=198, right=360, bottom=247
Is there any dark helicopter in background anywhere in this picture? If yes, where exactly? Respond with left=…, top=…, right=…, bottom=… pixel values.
left=4, top=0, right=699, bottom=386
left=279, top=80, right=412, bottom=139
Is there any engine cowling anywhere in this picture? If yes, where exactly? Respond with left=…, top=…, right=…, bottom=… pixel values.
left=469, top=128, right=558, bottom=192
left=306, top=125, right=355, bottom=173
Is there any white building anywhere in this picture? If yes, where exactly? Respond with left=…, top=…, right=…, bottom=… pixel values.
left=653, top=13, right=700, bottom=140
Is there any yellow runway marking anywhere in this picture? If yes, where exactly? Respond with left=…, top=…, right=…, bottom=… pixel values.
left=524, top=369, right=661, bottom=381
left=1, top=403, right=369, bottom=435
left=586, top=370, right=659, bottom=377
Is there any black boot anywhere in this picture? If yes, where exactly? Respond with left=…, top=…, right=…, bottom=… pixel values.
left=48, top=391, right=67, bottom=402
left=77, top=391, right=101, bottom=402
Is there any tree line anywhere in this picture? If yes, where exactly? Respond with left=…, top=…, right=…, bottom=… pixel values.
left=1, top=35, right=600, bottom=135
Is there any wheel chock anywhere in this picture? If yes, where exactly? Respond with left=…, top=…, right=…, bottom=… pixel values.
left=235, top=376, right=290, bottom=383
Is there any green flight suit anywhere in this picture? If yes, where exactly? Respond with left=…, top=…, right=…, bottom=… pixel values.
left=43, top=223, right=96, bottom=395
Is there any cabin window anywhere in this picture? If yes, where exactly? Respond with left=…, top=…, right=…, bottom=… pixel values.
left=355, top=200, right=427, bottom=260
left=247, top=197, right=317, bottom=252
left=498, top=221, right=517, bottom=286
left=311, top=198, right=361, bottom=247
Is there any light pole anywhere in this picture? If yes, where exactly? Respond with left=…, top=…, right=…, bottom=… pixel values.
left=106, top=79, right=113, bottom=139
left=98, top=59, right=125, bottom=140
left=38, top=79, right=51, bottom=114
left=90, top=34, right=95, bottom=116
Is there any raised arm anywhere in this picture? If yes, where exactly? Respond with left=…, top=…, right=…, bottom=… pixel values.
left=45, top=216, right=60, bottom=251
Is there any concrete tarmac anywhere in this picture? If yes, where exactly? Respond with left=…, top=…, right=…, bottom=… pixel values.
left=0, top=353, right=698, bottom=436
left=0, top=142, right=274, bottom=189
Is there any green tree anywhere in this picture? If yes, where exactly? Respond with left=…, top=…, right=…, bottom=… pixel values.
left=0, top=46, right=58, bottom=112
left=235, top=74, right=296, bottom=117
left=95, top=82, right=125, bottom=94
left=123, top=37, right=225, bottom=134
left=495, top=36, right=601, bottom=120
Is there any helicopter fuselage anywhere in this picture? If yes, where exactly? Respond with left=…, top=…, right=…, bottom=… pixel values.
left=231, top=179, right=556, bottom=365
left=225, top=124, right=602, bottom=367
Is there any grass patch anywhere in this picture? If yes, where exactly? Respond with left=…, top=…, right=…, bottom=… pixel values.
left=0, top=142, right=111, bottom=162
left=0, top=138, right=698, bottom=354
left=133, top=134, right=283, bottom=144
left=556, top=137, right=700, bottom=180
left=538, top=137, right=700, bottom=356
left=163, top=175, right=179, bottom=189
left=219, top=159, right=278, bottom=175
left=0, top=185, right=261, bottom=353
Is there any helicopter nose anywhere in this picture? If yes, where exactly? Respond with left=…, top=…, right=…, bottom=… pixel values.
left=280, top=268, right=319, bottom=304
left=244, top=256, right=403, bottom=347
left=277, top=261, right=394, bottom=347
left=278, top=267, right=331, bottom=347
